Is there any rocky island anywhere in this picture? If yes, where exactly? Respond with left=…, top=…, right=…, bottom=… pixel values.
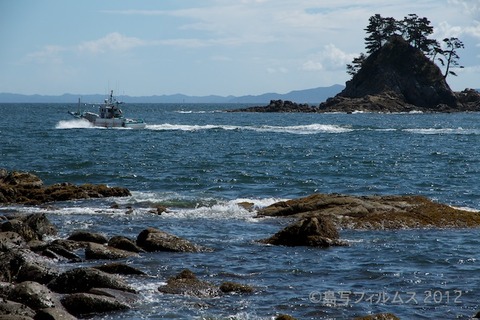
left=229, top=15, right=480, bottom=113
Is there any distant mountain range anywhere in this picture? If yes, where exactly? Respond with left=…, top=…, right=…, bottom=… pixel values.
left=0, top=85, right=344, bottom=104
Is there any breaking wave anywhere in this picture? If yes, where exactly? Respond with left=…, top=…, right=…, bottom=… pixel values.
left=145, top=123, right=353, bottom=134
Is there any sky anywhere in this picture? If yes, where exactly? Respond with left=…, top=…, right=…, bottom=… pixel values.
left=1, top=0, right=479, bottom=97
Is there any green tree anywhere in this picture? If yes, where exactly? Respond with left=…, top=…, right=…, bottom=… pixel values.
left=346, top=53, right=367, bottom=76
left=438, top=37, right=465, bottom=79
left=364, top=14, right=398, bottom=53
left=399, top=14, right=435, bottom=53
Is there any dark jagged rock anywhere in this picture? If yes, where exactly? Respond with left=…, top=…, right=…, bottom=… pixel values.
left=34, top=307, right=77, bottom=320
left=40, top=243, right=82, bottom=262
left=1, top=214, right=56, bottom=242
left=92, top=263, right=147, bottom=276
left=60, top=293, right=130, bottom=317
left=88, top=288, right=139, bottom=305
left=456, top=88, right=480, bottom=109
left=219, top=281, right=254, bottom=294
left=257, top=193, right=480, bottom=229
left=0, top=232, right=27, bottom=251
left=259, top=216, right=346, bottom=247
left=67, top=231, right=108, bottom=244
left=0, top=299, right=35, bottom=318
left=84, top=243, right=138, bottom=260
left=8, top=281, right=61, bottom=310
left=107, top=236, right=145, bottom=253
left=0, top=249, right=60, bottom=284
left=47, top=267, right=135, bottom=294
left=0, top=170, right=131, bottom=205
left=136, top=227, right=210, bottom=253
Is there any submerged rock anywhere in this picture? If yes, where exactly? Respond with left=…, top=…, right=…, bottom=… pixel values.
left=158, top=269, right=253, bottom=298
left=259, top=216, right=347, bottom=247
left=257, top=193, right=480, bottom=229
left=158, top=269, right=220, bottom=298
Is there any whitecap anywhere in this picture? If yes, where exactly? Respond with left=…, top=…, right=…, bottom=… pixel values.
left=55, top=119, right=93, bottom=129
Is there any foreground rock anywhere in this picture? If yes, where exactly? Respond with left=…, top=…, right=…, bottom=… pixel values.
left=0, top=212, right=142, bottom=319
left=0, top=169, right=131, bottom=205
left=260, top=216, right=347, bottom=247
left=257, top=193, right=480, bottom=229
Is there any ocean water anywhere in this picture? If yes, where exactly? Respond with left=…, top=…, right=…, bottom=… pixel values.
left=1, top=102, right=480, bottom=319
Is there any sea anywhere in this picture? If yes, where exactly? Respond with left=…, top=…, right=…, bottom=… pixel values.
left=1, top=102, right=480, bottom=319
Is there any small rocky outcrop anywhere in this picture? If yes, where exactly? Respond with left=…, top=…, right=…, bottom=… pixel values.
left=0, top=169, right=131, bottom=205
left=259, top=216, right=346, bottom=247
left=353, top=313, right=400, bottom=320
left=136, top=227, right=210, bottom=253
left=257, top=193, right=480, bottom=229
left=228, top=100, right=317, bottom=113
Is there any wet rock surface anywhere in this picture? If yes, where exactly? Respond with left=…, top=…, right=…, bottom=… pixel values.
left=0, top=169, right=131, bottom=205
left=136, top=227, right=211, bottom=253
left=257, top=193, right=480, bottom=229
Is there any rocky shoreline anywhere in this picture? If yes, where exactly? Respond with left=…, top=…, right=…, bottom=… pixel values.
left=228, top=88, right=480, bottom=114
left=1, top=170, right=480, bottom=319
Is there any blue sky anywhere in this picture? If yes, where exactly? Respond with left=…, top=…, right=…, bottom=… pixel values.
left=1, top=0, right=479, bottom=96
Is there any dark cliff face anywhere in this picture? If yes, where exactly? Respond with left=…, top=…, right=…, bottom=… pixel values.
left=339, top=36, right=459, bottom=109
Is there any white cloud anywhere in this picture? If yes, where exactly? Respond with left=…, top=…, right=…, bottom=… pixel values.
left=302, top=44, right=356, bottom=72
left=25, top=45, right=65, bottom=64
left=77, top=32, right=146, bottom=54
left=302, top=60, right=323, bottom=71
left=447, top=0, right=480, bottom=17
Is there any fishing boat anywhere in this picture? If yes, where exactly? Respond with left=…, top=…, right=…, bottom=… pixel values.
left=69, top=90, right=146, bottom=129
